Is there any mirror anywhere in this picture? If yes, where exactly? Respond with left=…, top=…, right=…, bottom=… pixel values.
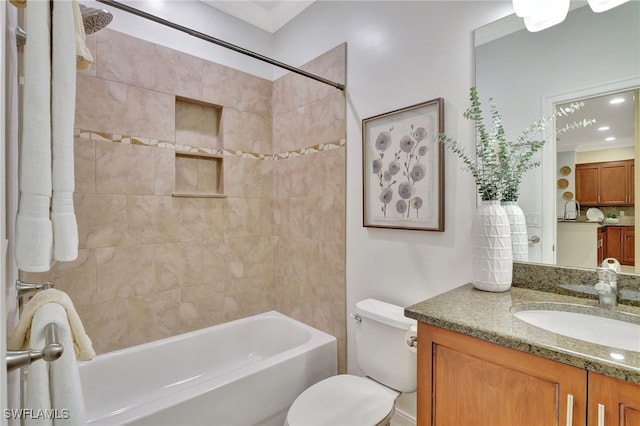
left=475, top=2, right=640, bottom=272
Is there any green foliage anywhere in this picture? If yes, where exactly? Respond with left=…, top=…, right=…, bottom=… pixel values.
left=440, top=87, right=595, bottom=201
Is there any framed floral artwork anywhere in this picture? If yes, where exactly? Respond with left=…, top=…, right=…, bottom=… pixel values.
left=362, top=98, right=444, bottom=231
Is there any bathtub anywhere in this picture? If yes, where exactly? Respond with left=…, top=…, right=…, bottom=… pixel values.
left=78, top=311, right=337, bottom=426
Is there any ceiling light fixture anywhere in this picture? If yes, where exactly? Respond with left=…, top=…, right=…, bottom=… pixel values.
left=605, top=137, right=616, bottom=141
left=514, top=0, right=629, bottom=32
left=597, top=126, right=610, bottom=131
left=609, top=97, right=626, bottom=104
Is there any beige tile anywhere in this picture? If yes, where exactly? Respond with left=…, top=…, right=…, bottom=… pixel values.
left=227, top=236, right=274, bottom=279
left=272, top=74, right=297, bottom=118
left=75, top=74, right=128, bottom=134
left=95, top=141, right=155, bottom=195
left=125, top=86, right=175, bottom=141
left=175, top=100, right=221, bottom=149
left=224, top=197, right=272, bottom=238
left=74, top=194, right=127, bottom=248
left=96, top=29, right=156, bottom=90
left=126, top=289, right=181, bottom=346
left=317, top=147, right=346, bottom=196
left=202, top=238, right=235, bottom=283
left=243, top=158, right=273, bottom=198
left=155, top=45, right=204, bottom=100
left=303, top=96, right=337, bottom=148
left=127, top=196, right=182, bottom=244
left=272, top=106, right=304, bottom=154
left=197, top=158, right=220, bottom=194
left=241, top=74, right=272, bottom=117
left=155, top=147, right=175, bottom=195
left=179, top=283, right=225, bottom=333
left=175, top=156, right=198, bottom=194
left=224, top=276, right=274, bottom=322
left=202, top=62, right=243, bottom=109
left=20, top=249, right=97, bottom=307
left=221, top=108, right=271, bottom=153
left=77, top=300, right=128, bottom=354
left=155, top=242, right=203, bottom=291
left=96, top=245, right=156, bottom=301
left=179, top=198, right=225, bottom=241
left=221, top=156, right=243, bottom=197
left=74, top=138, right=95, bottom=194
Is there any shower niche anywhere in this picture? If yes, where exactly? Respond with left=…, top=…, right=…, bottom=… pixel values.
left=173, top=98, right=225, bottom=197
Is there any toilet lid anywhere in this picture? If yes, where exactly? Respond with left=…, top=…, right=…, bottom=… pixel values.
left=286, top=375, right=395, bottom=426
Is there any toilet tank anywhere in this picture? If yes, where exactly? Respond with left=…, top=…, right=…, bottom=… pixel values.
left=354, top=299, right=417, bottom=392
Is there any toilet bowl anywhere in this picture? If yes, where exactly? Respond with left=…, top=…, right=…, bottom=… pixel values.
left=285, top=375, right=399, bottom=426
left=285, top=299, right=417, bottom=426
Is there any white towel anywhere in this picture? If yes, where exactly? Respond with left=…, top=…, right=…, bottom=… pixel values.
left=52, top=0, right=79, bottom=262
left=8, top=289, right=96, bottom=361
left=15, top=0, right=53, bottom=272
left=25, top=303, right=87, bottom=426
left=72, top=0, right=94, bottom=70
left=15, top=0, right=81, bottom=271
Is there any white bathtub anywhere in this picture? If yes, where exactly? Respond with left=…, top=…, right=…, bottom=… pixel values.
left=78, top=311, right=337, bottom=426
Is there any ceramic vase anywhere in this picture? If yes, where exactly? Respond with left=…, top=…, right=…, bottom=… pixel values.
left=471, top=200, right=513, bottom=292
left=501, top=201, right=528, bottom=262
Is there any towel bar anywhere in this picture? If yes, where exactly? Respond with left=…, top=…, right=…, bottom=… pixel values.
left=6, top=323, right=64, bottom=372
left=16, top=279, right=54, bottom=299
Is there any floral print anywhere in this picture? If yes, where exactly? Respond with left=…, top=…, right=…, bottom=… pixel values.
left=371, top=117, right=435, bottom=219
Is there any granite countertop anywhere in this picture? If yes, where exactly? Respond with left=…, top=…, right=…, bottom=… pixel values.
left=405, top=284, right=640, bottom=384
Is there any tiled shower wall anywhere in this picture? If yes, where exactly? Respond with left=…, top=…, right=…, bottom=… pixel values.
left=21, top=28, right=346, bottom=369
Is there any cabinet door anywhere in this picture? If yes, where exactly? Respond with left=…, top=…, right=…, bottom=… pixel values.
left=588, top=372, right=640, bottom=426
left=576, top=164, right=600, bottom=205
left=621, top=227, right=635, bottom=266
left=600, top=162, right=630, bottom=205
left=604, top=227, right=623, bottom=261
left=417, top=323, right=587, bottom=426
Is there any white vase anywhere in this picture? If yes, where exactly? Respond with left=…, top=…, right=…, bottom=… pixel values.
left=502, top=201, right=529, bottom=262
left=471, top=200, right=513, bottom=292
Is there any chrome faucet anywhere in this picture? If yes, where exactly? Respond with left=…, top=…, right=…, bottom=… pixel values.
left=595, top=267, right=618, bottom=308
left=563, top=199, right=581, bottom=220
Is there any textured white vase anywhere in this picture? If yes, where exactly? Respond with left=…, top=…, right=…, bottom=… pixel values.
left=471, top=200, right=513, bottom=292
left=502, top=201, right=529, bottom=262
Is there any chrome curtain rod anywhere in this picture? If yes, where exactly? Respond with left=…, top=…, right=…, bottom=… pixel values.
left=96, top=0, right=345, bottom=91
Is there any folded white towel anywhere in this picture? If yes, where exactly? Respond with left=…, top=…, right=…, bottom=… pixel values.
left=15, top=0, right=53, bottom=272
left=25, top=303, right=87, bottom=426
left=52, top=0, right=79, bottom=262
left=8, top=289, right=96, bottom=361
left=72, top=0, right=94, bottom=70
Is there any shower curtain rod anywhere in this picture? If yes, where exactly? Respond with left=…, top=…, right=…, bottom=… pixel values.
left=95, top=0, right=346, bottom=91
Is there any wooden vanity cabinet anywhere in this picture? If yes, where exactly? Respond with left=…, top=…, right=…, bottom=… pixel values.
left=601, top=226, right=634, bottom=266
left=588, top=372, right=640, bottom=426
left=417, top=323, right=587, bottom=426
left=576, top=160, right=634, bottom=207
left=417, top=323, right=640, bottom=426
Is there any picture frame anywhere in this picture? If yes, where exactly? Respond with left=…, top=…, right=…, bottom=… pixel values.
left=362, top=98, right=444, bottom=231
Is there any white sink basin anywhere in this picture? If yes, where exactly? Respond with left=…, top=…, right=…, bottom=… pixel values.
left=513, top=306, right=640, bottom=352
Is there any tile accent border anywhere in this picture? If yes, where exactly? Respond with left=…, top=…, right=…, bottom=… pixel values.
left=75, top=128, right=346, bottom=160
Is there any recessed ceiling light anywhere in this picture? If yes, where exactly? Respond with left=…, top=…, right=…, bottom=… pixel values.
left=609, top=97, right=625, bottom=104
left=598, top=126, right=610, bottom=131
left=605, top=137, right=616, bottom=141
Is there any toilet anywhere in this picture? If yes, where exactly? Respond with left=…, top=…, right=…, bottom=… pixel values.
left=285, top=298, right=417, bottom=426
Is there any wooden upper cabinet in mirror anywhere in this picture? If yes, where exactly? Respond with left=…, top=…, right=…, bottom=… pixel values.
left=576, top=160, right=634, bottom=207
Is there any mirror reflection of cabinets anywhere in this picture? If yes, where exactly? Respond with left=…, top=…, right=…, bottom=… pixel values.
left=576, top=160, right=634, bottom=207
left=475, top=2, right=640, bottom=271
left=599, top=226, right=635, bottom=266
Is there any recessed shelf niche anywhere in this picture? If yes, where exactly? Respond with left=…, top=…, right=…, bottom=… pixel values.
left=173, top=98, right=225, bottom=197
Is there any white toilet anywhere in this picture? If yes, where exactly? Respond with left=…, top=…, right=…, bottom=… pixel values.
left=285, top=298, right=417, bottom=426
